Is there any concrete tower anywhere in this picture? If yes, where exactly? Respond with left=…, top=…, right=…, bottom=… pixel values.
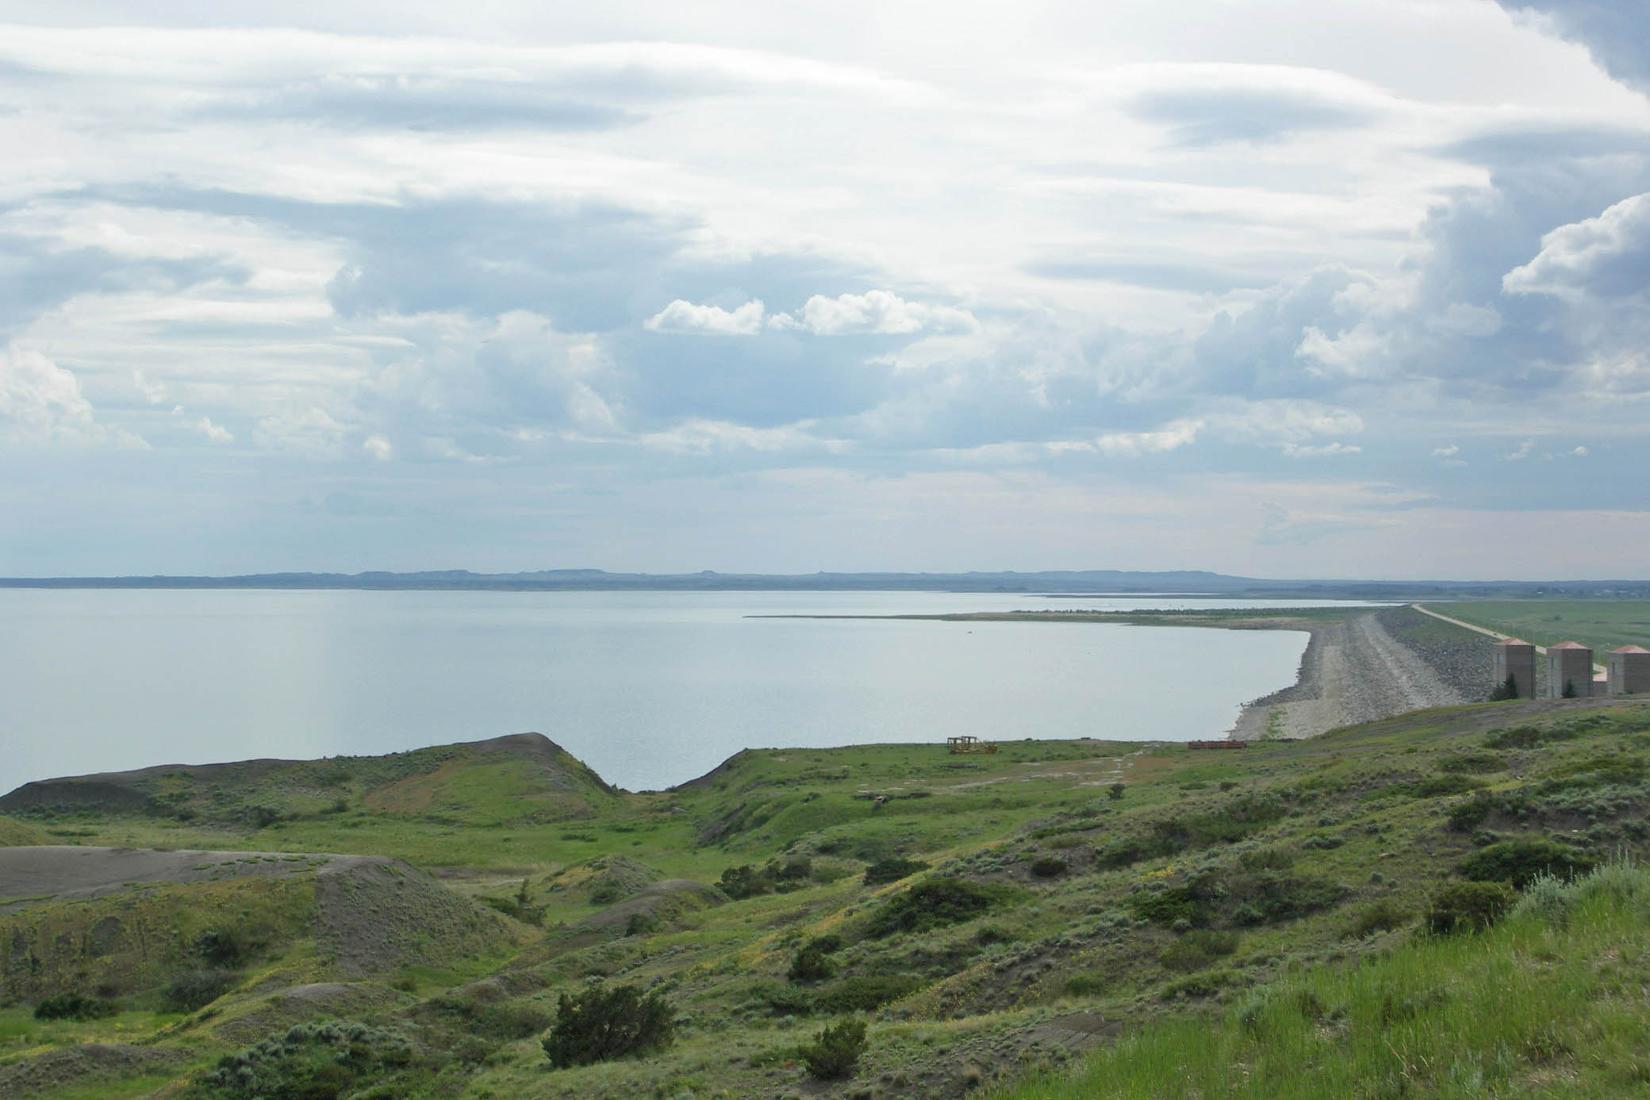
left=1609, top=646, right=1650, bottom=695
left=1493, top=638, right=1536, bottom=700
left=1547, top=641, right=1594, bottom=699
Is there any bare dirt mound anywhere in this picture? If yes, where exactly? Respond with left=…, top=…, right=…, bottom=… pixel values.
left=313, top=858, right=526, bottom=976
left=0, top=1043, right=184, bottom=1098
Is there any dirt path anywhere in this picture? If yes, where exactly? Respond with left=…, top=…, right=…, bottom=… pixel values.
left=1231, top=611, right=1468, bottom=741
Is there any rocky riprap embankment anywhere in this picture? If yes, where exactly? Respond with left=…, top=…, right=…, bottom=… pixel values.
left=1374, top=605, right=1497, bottom=701
left=1233, top=605, right=1493, bottom=740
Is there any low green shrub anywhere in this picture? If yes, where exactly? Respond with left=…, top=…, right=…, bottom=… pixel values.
left=542, top=984, right=676, bottom=1068
left=862, top=857, right=929, bottom=886
left=1159, top=930, right=1240, bottom=972
left=1458, top=839, right=1593, bottom=888
left=788, top=935, right=844, bottom=982
left=200, top=1021, right=422, bottom=1098
left=33, top=992, right=118, bottom=1021
left=1345, top=899, right=1410, bottom=938
left=800, top=1017, right=867, bottom=1081
left=1030, top=857, right=1068, bottom=878
left=1426, top=881, right=1514, bottom=934
left=865, top=877, right=1007, bottom=937
left=164, top=970, right=240, bottom=1013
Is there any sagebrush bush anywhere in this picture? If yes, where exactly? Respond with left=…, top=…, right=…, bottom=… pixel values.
left=800, top=1017, right=867, bottom=1081
left=1030, top=857, right=1068, bottom=878
left=201, top=1021, right=421, bottom=1098
left=788, top=935, right=843, bottom=982
left=542, top=984, right=676, bottom=1068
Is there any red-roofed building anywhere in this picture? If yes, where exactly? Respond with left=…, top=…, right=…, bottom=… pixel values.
left=1547, top=641, right=1595, bottom=698
left=1609, top=646, right=1650, bottom=696
left=1493, top=638, right=1536, bottom=700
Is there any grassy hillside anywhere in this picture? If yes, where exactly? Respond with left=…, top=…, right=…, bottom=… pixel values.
left=0, top=817, right=45, bottom=846
left=997, top=859, right=1650, bottom=1099
left=4, top=697, right=1650, bottom=1097
left=1433, top=599, right=1650, bottom=653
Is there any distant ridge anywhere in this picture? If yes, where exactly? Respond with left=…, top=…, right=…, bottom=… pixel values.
left=2, top=568, right=1647, bottom=599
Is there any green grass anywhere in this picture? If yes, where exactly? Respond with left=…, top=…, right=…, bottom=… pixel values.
left=1430, top=599, right=1650, bottom=653
left=10, top=698, right=1650, bottom=1097
left=995, top=859, right=1650, bottom=1099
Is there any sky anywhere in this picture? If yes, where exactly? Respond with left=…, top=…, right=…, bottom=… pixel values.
left=2, top=0, right=1649, bottom=580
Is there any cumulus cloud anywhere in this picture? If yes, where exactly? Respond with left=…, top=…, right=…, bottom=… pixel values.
left=644, top=298, right=766, bottom=335
left=0, top=344, right=144, bottom=449
left=1281, top=441, right=1361, bottom=458
left=768, top=291, right=977, bottom=336
left=1432, top=444, right=1461, bottom=458
left=1504, top=192, right=1650, bottom=301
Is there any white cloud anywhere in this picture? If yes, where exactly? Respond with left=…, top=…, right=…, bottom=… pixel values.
left=1092, top=418, right=1204, bottom=456
left=252, top=406, right=349, bottom=458
left=1571, top=444, right=1590, bottom=457
left=1504, top=192, right=1650, bottom=301
left=644, top=298, right=766, bottom=335
left=1504, top=439, right=1536, bottom=461
left=362, top=434, right=394, bottom=460
left=1432, top=444, right=1460, bottom=458
left=768, top=291, right=977, bottom=336
left=0, top=344, right=145, bottom=449
left=194, top=416, right=233, bottom=443
left=1282, top=441, right=1362, bottom=458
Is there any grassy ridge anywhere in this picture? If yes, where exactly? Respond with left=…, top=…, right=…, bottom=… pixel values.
left=7, top=698, right=1650, bottom=1096
left=996, top=859, right=1650, bottom=1099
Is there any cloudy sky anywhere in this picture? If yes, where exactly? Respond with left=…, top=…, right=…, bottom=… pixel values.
left=2, top=0, right=1648, bottom=579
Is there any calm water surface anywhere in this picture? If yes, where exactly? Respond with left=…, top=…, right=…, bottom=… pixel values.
left=0, top=590, right=1350, bottom=793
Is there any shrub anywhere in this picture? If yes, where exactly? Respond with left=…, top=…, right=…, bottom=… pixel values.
left=196, top=928, right=254, bottom=968
left=542, top=984, right=676, bottom=1068
left=1158, top=930, right=1239, bottom=972
left=865, top=877, right=1005, bottom=937
left=33, top=992, right=118, bottom=1021
left=202, top=1021, right=422, bottom=1098
left=1093, top=837, right=1149, bottom=869
left=862, top=857, right=929, bottom=886
left=1458, top=839, right=1593, bottom=888
left=1345, top=900, right=1409, bottom=938
left=1426, top=881, right=1513, bottom=934
left=1438, top=751, right=1506, bottom=774
left=763, top=974, right=919, bottom=1016
left=788, top=935, right=843, bottom=983
left=1030, top=857, right=1067, bottom=878
left=1108, top=783, right=1126, bottom=801
left=164, top=969, right=239, bottom=1012
left=800, top=1018, right=868, bottom=1081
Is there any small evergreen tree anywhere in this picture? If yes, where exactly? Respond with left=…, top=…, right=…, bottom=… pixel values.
left=542, top=983, right=676, bottom=1068
left=1489, top=674, right=1518, bottom=701
left=1563, top=679, right=1578, bottom=699
left=800, top=1017, right=868, bottom=1080
left=1108, top=782, right=1126, bottom=801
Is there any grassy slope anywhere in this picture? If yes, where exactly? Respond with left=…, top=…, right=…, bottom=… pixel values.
left=997, top=860, right=1650, bottom=1099
left=6, top=697, right=1650, bottom=1096
left=0, top=818, right=45, bottom=846
left=1432, top=599, right=1650, bottom=652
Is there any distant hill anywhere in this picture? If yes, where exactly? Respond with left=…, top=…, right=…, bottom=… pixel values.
left=3, top=567, right=1648, bottom=599
left=0, top=732, right=618, bottom=826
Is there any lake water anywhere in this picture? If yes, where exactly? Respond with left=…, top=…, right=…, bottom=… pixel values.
left=0, top=590, right=1346, bottom=793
